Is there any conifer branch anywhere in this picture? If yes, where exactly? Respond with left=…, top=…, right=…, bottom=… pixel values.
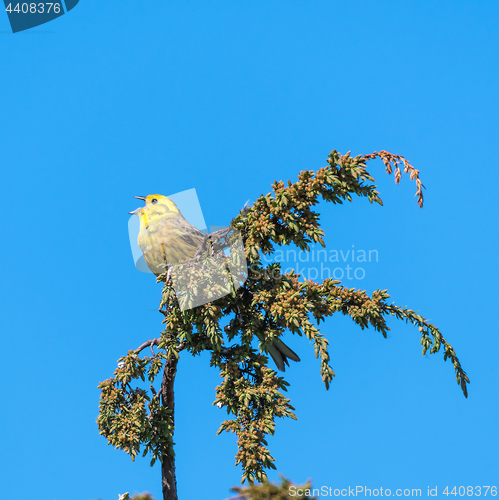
left=98, top=148, right=468, bottom=493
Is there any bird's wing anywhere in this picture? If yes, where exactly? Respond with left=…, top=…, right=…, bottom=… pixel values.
left=166, top=217, right=206, bottom=248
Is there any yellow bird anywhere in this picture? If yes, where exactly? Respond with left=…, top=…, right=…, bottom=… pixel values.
left=129, top=194, right=206, bottom=274
left=129, top=194, right=300, bottom=371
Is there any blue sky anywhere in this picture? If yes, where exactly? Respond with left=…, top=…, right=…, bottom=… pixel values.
left=1, top=1, right=498, bottom=499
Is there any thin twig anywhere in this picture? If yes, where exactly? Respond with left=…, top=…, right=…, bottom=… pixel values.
left=135, top=338, right=161, bottom=354
left=194, top=227, right=232, bottom=259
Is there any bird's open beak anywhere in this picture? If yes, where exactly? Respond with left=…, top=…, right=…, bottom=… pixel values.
left=129, top=196, right=147, bottom=214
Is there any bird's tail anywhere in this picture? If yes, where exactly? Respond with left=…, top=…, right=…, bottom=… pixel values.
left=267, top=338, right=301, bottom=372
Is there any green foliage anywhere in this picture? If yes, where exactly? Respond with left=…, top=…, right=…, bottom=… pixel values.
left=118, top=493, right=154, bottom=500
left=230, top=476, right=317, bottom=499
left=215, top=355, right=297, bottom=483
left=97, top=148, right=469, bottom=484
left=118, top=479, right=313, bottom=500
left=97, top=351, right=174, bottom=465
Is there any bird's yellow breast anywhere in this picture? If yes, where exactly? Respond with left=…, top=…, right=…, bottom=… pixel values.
left=137, top=214, right=205, bottom=274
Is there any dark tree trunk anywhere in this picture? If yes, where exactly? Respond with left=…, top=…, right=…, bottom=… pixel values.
left=161, top=353, right=179, bottom=500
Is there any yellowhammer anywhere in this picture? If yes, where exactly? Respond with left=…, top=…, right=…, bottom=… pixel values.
left=129, top=194, right=205, bottom=274
left=129, top=194, right=300, bottom=371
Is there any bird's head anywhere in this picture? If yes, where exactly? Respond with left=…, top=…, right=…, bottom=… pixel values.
left=129, top=195, right=183, bottom=228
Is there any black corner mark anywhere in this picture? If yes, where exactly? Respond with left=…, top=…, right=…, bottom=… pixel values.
left=4, top=0, right=79, bottom=33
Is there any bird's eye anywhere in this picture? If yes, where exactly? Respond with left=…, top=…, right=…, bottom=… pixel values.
left=151, top=198, right=158, bottom=204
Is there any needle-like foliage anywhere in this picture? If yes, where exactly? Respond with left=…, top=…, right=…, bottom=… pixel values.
left=228, top=476, right=317, bottom=500
left=97, top=149, right=469, bottom=498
